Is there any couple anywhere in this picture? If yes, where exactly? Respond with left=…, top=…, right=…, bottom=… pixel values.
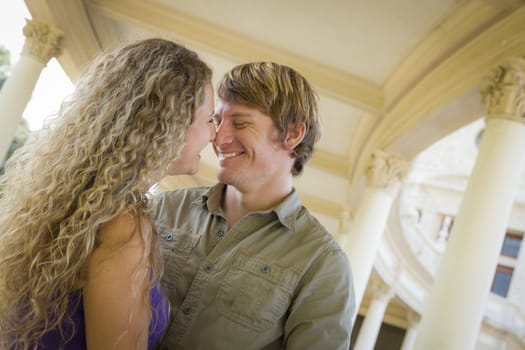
left=0, top=38, right=355, bottom=350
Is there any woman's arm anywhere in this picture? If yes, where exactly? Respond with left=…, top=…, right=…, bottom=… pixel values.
left=83, top=213, right=150, bottom=350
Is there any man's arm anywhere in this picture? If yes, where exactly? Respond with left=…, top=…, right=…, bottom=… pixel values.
left=284, top=249, right=356, bottom=350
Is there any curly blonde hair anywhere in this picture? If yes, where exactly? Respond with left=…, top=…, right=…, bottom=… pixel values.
left=0, top=38, right=211, bottom=349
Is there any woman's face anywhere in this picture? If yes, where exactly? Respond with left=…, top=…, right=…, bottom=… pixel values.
left=166, top=83, right=216, bottom=175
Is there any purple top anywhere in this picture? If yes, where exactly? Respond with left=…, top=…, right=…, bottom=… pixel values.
left=36, top=282, right=169, bottom=349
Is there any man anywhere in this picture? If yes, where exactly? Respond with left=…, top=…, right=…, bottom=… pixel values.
left=151, top=62, right=355, bottom=350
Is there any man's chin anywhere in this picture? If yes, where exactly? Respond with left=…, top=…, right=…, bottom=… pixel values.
left=216, top=168, right=233, bottom=184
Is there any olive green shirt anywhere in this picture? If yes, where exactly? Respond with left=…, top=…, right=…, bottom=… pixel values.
left=150, top=184, right=355, bottom=350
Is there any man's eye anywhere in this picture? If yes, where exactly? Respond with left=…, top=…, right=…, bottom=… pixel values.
left=233, top=122, right=248, bottom=128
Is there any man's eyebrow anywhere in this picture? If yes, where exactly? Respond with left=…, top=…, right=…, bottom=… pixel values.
left=212, top=111, right=253, bottom=119
left=230, top=112, right=252, bottom=118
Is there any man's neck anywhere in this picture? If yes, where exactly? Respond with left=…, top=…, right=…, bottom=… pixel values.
left=221, top=180, right=292, bottom=229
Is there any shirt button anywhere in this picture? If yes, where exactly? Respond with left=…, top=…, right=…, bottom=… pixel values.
left=182, top=306, right=192, bottom=315
left=261, top=265, right=271, bottom=273
left=216, top=229, right=225, bottom=237
left=203, top=264, right=213, bottom=273
left=166, top=233, right=173, bottom=241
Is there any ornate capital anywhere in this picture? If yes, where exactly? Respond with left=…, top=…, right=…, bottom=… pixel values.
left=338, top=207, right=353, bottom=233
left=368, top=277, right=395, bottom=302
left=480, top=56, right=525, bottom=124
left=405, top=310, right=420, bottom=327
left=365, top=150, right=410, bottom=195
left=22, top=19, right=63, bottom=64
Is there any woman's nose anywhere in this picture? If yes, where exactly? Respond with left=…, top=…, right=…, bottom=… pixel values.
left=209, top=122, right=216, bottom=142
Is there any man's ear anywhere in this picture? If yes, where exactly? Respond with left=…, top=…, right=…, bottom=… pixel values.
left=284, top=122, right=306, bottom=151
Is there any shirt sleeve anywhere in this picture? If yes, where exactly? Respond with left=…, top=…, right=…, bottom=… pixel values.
left=147, top=190, right=175, bottom=232
left=284, top=249, right=356, bottom=350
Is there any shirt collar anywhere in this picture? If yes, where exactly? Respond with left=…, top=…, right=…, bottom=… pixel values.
left=193, top=183, right=301, bottom=231
left=270, top=188, right=301, bottom=231
left=191, top=183, right=224, bottom=215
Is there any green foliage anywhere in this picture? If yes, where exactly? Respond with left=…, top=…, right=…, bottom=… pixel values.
left=1, top=119, right=31, bottom=176
left=0, top=45, right=10, bottom=80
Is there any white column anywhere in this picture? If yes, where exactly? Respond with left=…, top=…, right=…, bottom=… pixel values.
left=353, top=285, right=394, bottom=350
left=341, top=150, right=409, bottom=309
left=400, top=312, right=419, bottom=350
left=414, top=57, right=525, bottom=350
left=0, top=19, right=62, bottom=160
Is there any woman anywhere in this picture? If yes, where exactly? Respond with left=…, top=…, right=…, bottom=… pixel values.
left=0, top=38, right=215, bottom=349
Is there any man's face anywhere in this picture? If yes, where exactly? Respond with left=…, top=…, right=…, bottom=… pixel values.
left=212, top=101, right=293, bottom=193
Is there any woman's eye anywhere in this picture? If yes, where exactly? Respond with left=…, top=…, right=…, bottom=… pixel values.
left=209, top=117, right=220, bottom=128
left=233, top=122, right=248, bottom=128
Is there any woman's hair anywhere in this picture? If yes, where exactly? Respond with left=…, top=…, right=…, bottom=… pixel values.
left=0, top=38, right=211, bottom=349
left=217, top=62, right=321, bottom=176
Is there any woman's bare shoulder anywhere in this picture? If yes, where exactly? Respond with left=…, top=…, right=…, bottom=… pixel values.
left=98, top=212, right=145, bottom=249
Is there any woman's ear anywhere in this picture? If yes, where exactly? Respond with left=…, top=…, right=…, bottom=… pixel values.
left=284, top=122, right=306, bottom=151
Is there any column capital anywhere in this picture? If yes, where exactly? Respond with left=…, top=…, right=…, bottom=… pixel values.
left=405, top=310, right=420, bottom=327
left=368, top=278, right=395, bottom=302
left=480, top=56, right=525, bottom=124
left=365, top=150, right=410, bottom=195
left=22, top=19, right=63, bottom=64
left=338, top=206, right=353, bottom=233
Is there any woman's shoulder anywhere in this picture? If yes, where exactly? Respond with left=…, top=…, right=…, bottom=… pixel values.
left=98, top=212, right=151, bottom=249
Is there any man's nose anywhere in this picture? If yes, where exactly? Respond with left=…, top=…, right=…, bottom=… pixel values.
left=214, top=121, right=234, bottom=145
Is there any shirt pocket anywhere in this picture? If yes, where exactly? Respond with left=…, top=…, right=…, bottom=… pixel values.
left=216, top=253, right=300, bottom=332
left=159, top=230, right=200, bottom=290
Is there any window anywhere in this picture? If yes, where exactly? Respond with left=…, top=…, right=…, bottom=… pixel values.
left=491, top=265, right=513, bottom=297
left=501, top=232, right=522, bottom=258
left=436, top=215, right=454, bottom=244
left=490, top=232, right=522, bottom=298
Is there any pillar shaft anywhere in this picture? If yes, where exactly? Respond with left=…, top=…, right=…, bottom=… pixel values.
left=353, top=288, right=393, bottom=350
left=346, top=188, right=394, bottom=309
left=400, top=321, right=418, bottom=350
left=0, top=19, right=62, bottom=160
left=343, top=150, right=408, bottom=309
left=0, top=55, right=45, bottom=159
left=414, top=57, right=525, bottom=350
